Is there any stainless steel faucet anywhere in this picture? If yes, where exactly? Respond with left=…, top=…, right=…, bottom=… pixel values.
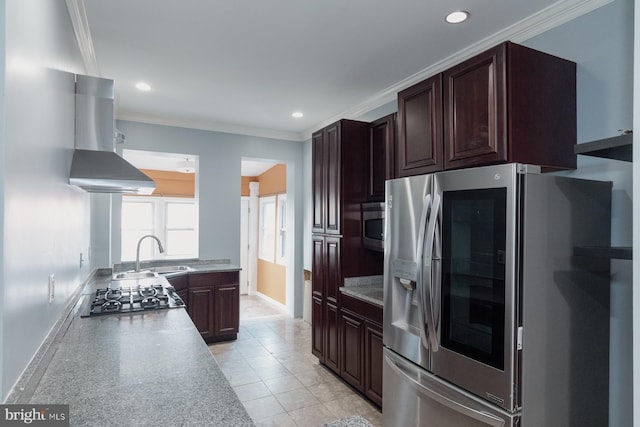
left=135, top=235, right=165, bottom=272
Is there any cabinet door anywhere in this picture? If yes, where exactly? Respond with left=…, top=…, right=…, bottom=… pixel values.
left=214, top=284, right=239, bottom=336
left=311, top=236, right=325, bottom=298
left=325, top=236, right=341, bottom=304
left=325, top=301, right=340, bottom=373
left=325, top=122, right=341, bottom=234
left=312, top=130, right=326, bottom=233
left=341, top=311, right=364, bottom=390
left=365, top=324, right=383, bottom=407
left=312, top=296, right=324, bottom=361
left=397, top=75, right=443, bottom=177
left=443, top=43, right=507, bottom=170
left=369, top=114, right=395, bottom=201
left=188, top=287, right=214, bottom=338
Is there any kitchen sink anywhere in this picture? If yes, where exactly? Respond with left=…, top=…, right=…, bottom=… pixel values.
left=148, top=265, right=192, bottom=274
left=112, top=271, right=159, bottom=280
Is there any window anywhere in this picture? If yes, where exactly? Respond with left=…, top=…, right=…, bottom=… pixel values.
left=121, top=197, right=198, bottom=261
left=276, top=194, right=286, bottom=265
left=121, top=200, right=155, bottom=261
left=258, top=193, right=287, bottom=265
left=259, top=196, right=276, bottom=261
left=165, top=202, right=198, bottom=257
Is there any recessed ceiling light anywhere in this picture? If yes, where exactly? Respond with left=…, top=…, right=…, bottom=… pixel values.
left=292, top=111, right=304, bottom=118
left=135, top=82, right=152, bottom=91
left=445, top=10, right=470, bottom=24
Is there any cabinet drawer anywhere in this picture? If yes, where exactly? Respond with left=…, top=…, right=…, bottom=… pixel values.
left=189, top=271, right=239, bottom=288
left=341, top=293, right=383, bottom=325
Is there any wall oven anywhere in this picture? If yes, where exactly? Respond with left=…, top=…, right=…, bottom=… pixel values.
left=362, top=202, right=384, bottom=251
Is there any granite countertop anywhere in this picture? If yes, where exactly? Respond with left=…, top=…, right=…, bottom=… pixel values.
left=25, top=272, right=253, bottom=426
left=340, top=276, right=384, bottom=307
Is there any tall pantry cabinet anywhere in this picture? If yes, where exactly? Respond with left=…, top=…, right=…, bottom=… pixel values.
left=311, top=119, right=382, bottom=375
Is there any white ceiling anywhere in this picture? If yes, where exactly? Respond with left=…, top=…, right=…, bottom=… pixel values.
left=75, top=0, right=610, bottom=142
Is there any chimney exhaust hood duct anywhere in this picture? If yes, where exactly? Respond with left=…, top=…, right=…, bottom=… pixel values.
left=69, top=74, right=155, bottom=194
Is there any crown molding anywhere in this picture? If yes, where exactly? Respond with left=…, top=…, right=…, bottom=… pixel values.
left=301, top=0, right=614, bottom=140
left=117, top=112, right=305, bottom=142
left=65, top=0, right=99, bottom=75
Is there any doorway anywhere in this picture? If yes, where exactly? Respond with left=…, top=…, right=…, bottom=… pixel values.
left=241, top=159, right=287, bottom=312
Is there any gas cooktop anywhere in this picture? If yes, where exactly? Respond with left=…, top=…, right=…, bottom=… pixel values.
left=83, top=283, right=185, bottom=317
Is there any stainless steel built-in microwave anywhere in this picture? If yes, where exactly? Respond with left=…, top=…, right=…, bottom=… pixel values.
left=362, top=202, right=385, bottom=251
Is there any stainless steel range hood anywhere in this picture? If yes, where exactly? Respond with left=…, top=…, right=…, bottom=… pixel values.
left=69, top=74, right=155, bottom=194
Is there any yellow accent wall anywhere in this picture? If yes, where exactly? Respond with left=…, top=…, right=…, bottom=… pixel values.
left=241, top=176, right=258, bottom=196
left=257, top=259, right=286, bottom=304
left=258, top=164, right=286, bottom=195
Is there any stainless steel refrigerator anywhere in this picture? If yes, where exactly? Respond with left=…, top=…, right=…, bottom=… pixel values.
left=382, top=163, right=611, bottom=426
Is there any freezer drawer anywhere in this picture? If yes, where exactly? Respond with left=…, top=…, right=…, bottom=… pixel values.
left=383, top=348, right=520, bottom=427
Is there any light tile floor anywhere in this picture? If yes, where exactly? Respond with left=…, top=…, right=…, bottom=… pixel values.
left=208, top=295, right=383, bottom=427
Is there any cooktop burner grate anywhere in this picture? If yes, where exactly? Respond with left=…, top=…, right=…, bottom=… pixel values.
left=87, top=284, right=184, bottom=316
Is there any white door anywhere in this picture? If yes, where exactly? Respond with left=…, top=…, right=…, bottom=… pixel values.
left=239, top=197, right=249, bottom=294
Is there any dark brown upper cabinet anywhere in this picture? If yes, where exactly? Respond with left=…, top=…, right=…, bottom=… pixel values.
left=396, top=41, right=577, bottom=177
left=368, top=113, right=396, bottom=201
left=396, top=74, right=443, bottom=177
left=443, top=42, right=576, bottom=170
left=312, top=119, right=369, bottom=235
left=311, top=130, right=326, bottom=232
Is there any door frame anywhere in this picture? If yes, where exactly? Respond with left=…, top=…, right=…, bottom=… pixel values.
left=239, top=196, right=249, bottom=295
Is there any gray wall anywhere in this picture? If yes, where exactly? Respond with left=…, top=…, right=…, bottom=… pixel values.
left=1, top=0, right=89, bottom=401
left=111, top=120, right=306, bottom=316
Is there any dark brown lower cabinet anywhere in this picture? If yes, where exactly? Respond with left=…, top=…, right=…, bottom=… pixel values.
left=325, top=301, right=340, bottom=373
left=167, top=271, right=240, bottom=343
left=312, top=296, right=324, bottom=361
left=364, top=323, right=383, bottom=407
left=189, top=287, right=214, bottom=338
left=339, top=294, right=384, bottom=408
left=214, top=284, right=239, bottom=338
left=340, top=311, right=364, bottom=389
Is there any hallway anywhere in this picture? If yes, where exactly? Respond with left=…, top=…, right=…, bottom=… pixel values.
left=208, top=295, right=382, bottom=427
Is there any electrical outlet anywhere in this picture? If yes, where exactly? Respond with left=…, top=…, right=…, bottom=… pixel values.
left=80, top=252, right=84, bottom=268
left=48, top=273, right=55, bottom=303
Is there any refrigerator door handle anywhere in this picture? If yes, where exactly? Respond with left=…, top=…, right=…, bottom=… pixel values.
left=415, top=194, right=432, bottom=351
left=385, top=354, right=506, bottom=427
left=423, top=193, right=441, bottom=351
left=432, top=198, right=442, bottom=332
